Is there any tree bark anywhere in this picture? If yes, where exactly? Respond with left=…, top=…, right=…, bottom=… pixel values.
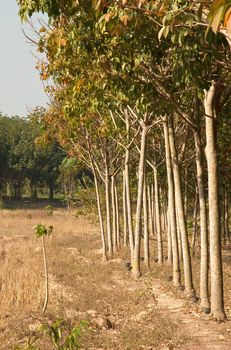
left=224, top=191, right=230, bottom=243
left=191, top=187, right=198, bottom=254
left=42, top=236, right=48, bottom=314
left=163, top=116, right=181, bottom=287
left=143, top=171, right=150, bottom=268
left=168, top=115, right=195, bottom=298
left=204, top=83, right=226, bottom=320
left=153, top=166, right=163, bottom=264
left=90, top=157, right=107, bottom=261
left=192, top=95, right=210, bottom=312
left=111, top=175, right=117, bottom=252
left=125, top=147, right=134, bottom=263
left=167, top=204, right=173, bottom=265
left=122, top=170, right=128, bottom=247
left=105, top=156, right=113, bottom=257
left=132, top=124, right=148, bottom=278
left=147, top=185, right=154, bottom=236
left=115, top=178, right=120, bottom=248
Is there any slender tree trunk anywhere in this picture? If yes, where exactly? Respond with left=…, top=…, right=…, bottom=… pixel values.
left=162, top=196, right=167, bottom=231
left=86, top=138, right=107, bottom=261
left=105, top=158, right=113, bottom=257
left=115, top=178, right=120, bottom=248
left=176, top=209, right=183, bottom=263
left=49, top=185, right=54, bottom=201
left=153, top=166, right=163, bottom=264
left=168, top=115, right=195, bottom=298
left=151, top=184, right=156, bottom=235
left=204, top=83, right=226, bottom=320
left=184, top=167, right=188, bottom=221
left=125, top=148, right=134, bottom=263
left=143, top=171, right=150, bottom=268
left=191, top=187, right=198, bottom=255
left=192, top=95, right=210, bottom=312
left=167, top=204, right=173, bottom=265
left=93, top=173, right=107, bottom=261
left=132, top=125, right=148, bottom=278
left=163, top=116, right=181, bottom=287
left=224, top=191, right=230, bottom=243
left=147, top=185, right=154, bottom=236
left=111, top=175, right=117, bottom=252
left=42, top=236, right=48, bottom=314
left=122, top=170, right=128, bottom=247
left=221, top=191, right=226, bottom=245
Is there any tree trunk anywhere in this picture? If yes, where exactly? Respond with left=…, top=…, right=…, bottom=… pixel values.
left=115, top=178, right=120, bottom=248
left=132, top=124, right=148, bottom=278
left=151, top=184, right=156, bottom=235
left=224, top=191, right=230, bottom=243
left=153, top=166, right=163, bottom=264
left=122, top=170, right=128, bottom=247
left=191, top=187, right=198, bottom=255
left=163, top=116, right=181, bottom=287
left=88, top=141, right=107, bottom=261
left=49, top=185, right=54, bottom=201
left=42, top=236, right=48, bottom=314
left=184, top=167, right=188, bottom=221
left=192, top=95, right=210, bottom=312
left=125, top=147, right=134, bottom=263
left=168, top=115, right=195, bottom=298
left=221, top=192, right=226, bottom=245
left=204, top=83, right=226, bottom=320
left=105, top=158, right=113, bottom=257
left=147, top=185, right=154, bottom=236
left=111, top=175, right=117, bottom=252
left=143, top=171, right=150, bottom=268
left=167, top=204, right=173, bottom=265
left=176, top=209, right=183, bottom=263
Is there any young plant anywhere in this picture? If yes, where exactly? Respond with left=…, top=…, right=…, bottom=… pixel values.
left=45, top=205, right=54, bottom=216
left=34, top=223, right=53, bottom=314
left=15, top=319, right=89, bottom=350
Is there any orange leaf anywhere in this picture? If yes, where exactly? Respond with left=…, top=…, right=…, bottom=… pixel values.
left=120, top=15, right=130, bottom=26
left=59, top=38, right=67, bottom=47
left=226, top=14, right=231, bottom=33
left=211, top=5, right=224, bottom=32
left=224, top=6, right=231, bottom=27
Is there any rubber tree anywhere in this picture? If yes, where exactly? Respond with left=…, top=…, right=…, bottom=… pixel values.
left=204, top=81, right=226, bottom=320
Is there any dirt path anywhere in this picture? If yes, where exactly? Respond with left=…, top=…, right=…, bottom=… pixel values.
left=50, top=233, right=231, bottom=350
left=150, top=280, right=231, bottom=350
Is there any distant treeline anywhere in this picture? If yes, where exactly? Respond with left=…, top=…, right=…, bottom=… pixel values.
left=0, top=112, right=92, bottom=200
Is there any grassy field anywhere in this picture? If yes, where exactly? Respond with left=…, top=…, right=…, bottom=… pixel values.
left=0, top=206, right=231, bottom=349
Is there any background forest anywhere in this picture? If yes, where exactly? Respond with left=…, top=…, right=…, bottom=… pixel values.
left=0, top=110, right=93, bottom=203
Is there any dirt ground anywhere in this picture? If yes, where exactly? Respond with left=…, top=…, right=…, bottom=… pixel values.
left=0, top=208, right=231, bottom=349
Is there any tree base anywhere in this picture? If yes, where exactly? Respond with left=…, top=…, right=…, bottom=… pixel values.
left=210, top=310, right=227, bottom=322
left=132, top=268, right=142, bottom=279
left=177, top=285, right=185, bottom=291
left=191, top=295, right=199, bottom=303
left=185, top=287, right=196, bottom=298
left=200, top=297, right=210, bottom=313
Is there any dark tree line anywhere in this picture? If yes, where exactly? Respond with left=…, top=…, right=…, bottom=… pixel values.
left=0, top=110, right=91, bottom=200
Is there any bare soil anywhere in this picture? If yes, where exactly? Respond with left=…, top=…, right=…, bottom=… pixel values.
left=0, top=208, right=231, bottom=349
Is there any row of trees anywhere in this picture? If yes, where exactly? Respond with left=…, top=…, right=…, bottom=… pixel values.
left=17, top=0, right=231, bottom=320
left=0, top=111, right=90, bottom=200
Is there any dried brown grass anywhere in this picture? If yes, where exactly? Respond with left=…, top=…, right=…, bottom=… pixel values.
left=0, top=208, right=185, bottom=350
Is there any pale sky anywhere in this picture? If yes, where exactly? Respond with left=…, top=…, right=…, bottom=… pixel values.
left=0, top=1, right=49, bottom=117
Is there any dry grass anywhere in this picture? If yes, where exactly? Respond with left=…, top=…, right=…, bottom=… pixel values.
left=0, top=207, right=185, bottom=350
